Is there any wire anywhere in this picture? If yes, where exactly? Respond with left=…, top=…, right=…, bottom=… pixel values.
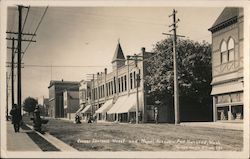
left=21, top=6, right=49, bottom=60
left=23, top=64, right=109, bottom=68
left=21, top=6, right=30, bottom=33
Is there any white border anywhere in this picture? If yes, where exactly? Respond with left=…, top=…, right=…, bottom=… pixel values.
left=1, top=0, right=249, bottom=158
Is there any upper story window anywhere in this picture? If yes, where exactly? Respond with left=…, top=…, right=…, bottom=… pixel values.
left=124, top=75, right=127, bottom=91
left=228, top=38, right=235, bottom=61
left=220, top=38, right=235, bottom=64
left=220, top=41, right=227, bottom=64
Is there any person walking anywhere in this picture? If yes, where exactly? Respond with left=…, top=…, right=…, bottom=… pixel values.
left=10, top=104, right=22, bottom=133
left=154, top=107, right=159, bottom=124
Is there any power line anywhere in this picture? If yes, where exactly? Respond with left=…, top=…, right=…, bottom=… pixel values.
left=22, top=6, right=48, bottom=60
left=21, top=6, right=30, bottom=33
left=23, top=64, right=109, bottom=68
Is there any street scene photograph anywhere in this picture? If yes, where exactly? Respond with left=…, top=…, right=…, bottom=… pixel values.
left=1, top=0, right=249, bottom=158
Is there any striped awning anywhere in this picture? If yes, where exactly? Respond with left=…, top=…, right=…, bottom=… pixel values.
left=80, top=105, right=91, bottom=114
left=95, top=99, right=113, bottom=114
left=107, top=95, right=127, bottom=114
left=116, top=92, right=142, bottom=114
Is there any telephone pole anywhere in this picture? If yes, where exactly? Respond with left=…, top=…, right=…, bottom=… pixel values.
left=169, top=9, right=182, bottom=125
left=6, top=5, right=36, bottom=117
left=17, top=5, right=22, bottom=115
left=6, top=72, right=9, bottom=121
left=163, top=9, right=185, bottom=124
left=127, top=54, right=143, bottom=124
left=11, top=38, right=15, bottom=107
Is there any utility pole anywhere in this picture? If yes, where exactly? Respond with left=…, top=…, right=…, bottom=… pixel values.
left=167, top=9, right=185, bottom=125
left=6, top=5, right=36, bottom=117
left=17, top=5, right=22, bottom=116
left=6, top=72, right=9, bottom=121
left=127, top=54, right=143, bottom=124
left=11, top=38, right=15, bottom=107
left=162, top=9, right=185, bottom=124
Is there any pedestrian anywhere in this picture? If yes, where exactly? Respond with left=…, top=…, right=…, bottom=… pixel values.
left=154, top=107, right=158, bottom=124
left=10, top=104, right=22, bottom=133
left=33, top=105, right=42, bottom=132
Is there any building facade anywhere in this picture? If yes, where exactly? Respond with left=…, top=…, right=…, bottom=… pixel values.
left=48, top=80, right=79, bottom=118
left=81, top=42, right=169, bottom=123
left=209, top=7, right=244, bottom=121
left=63, top=90, right=80, bottom=120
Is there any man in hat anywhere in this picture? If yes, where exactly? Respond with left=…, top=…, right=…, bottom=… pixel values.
left=10, top=104, right=22, bottom=132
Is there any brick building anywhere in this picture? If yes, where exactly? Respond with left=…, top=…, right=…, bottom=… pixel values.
left=209, top=7, right=244, bottom=121
left=63, top=90, right=80, bottom=120
left=81, top=42, right=169, bottom=123
left=48, top=80, right=79, bottom=118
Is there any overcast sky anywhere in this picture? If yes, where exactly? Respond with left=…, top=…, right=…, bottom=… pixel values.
left=6, top=6, right=223, bottom=104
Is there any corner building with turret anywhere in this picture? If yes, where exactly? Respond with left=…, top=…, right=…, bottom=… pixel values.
left=79, top=42, right=170, bottom=123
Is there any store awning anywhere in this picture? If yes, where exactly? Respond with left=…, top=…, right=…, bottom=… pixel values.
left=107, top=95, right=127, bottom=114
left=95, top=99, right=113, bottom=114
left=211, top=82, right=243, bottom=95
left=75, top=105, right=85, bottom=114
left=80, top=105, right=91, bottom=114
left=116, top=93, right=142, bottom=114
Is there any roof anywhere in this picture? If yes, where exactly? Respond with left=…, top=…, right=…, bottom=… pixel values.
left=48, top=80, right=79, bottom=88
left=112, top=42, right=125, bottom=62
left=209, top=7, right=240, bottom=32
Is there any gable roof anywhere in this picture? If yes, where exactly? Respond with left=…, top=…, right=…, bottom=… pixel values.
left=112, top=42, right=125, bottom=62
left=209, top=7, right=239, bottom=32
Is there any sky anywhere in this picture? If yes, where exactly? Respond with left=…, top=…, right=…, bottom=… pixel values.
left=6, top=6, right=224, bottom=105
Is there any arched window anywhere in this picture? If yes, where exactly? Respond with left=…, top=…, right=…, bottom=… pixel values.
left=228, top=38, right=235, bottom=61
left=220, top=41, right=227, bottom=64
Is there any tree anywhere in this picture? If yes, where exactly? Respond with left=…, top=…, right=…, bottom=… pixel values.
left=145, top=37, right=212, bottom=122
left=23, top=97, right=38, bottom=115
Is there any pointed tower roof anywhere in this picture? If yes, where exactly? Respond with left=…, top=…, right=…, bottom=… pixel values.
left=112, top=41, right=125, bottom=63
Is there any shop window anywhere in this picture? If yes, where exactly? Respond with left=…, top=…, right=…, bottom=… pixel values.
left=217, top=94, right=230, bottom=104
left=230, top=93, right=240, bottom=103
left=217, top=107, right=229, bottom=120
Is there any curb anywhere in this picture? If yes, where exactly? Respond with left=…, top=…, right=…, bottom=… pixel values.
left=25, top=124, right=78, bottom=151
left=180, top=122, right=243, bottom=131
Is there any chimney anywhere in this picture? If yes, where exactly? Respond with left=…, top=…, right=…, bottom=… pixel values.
left=104, top=68, right=107, bottom=74
left=61, top=79, right=64, bottom=82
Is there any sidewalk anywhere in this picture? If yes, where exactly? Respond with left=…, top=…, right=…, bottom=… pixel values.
left=7, top=121, right=41, bottom=151
left=180, top=121, right=243, bottom=130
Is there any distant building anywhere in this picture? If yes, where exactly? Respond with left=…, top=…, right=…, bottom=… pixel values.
left=81, top=42, right=169, bottom=123
left=42, top=98, right=49, bottom=116
left=63, top=90, right=79, bottom=120
left=76, top=80, right=92, bottom=120
left=209, top=7, right=244, bottom=121
left=48, top=80, right=79, bottom=118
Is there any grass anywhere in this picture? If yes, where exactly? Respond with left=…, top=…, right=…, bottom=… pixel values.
left=43, top=119, right=243, bottom=151
left=22, top=115, right=60, bottom=151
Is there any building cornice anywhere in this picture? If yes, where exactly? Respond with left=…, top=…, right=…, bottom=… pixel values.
left=208, top=16, right=238, bottom=33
